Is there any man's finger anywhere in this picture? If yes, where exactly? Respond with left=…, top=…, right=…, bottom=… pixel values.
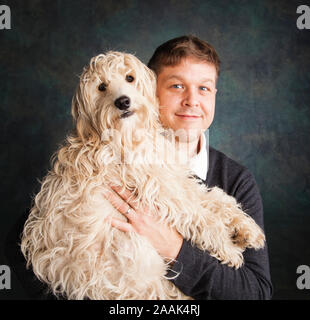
left=111, top=185, right=153, bottom=216
left=110, top=218, right=134, bottom=233
left=103, top=188, right=136, bottom=220
left=110, top=185, right=138, bottom=209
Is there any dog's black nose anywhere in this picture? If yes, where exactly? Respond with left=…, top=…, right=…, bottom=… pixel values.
left=114, top=95, right=131, bottom=110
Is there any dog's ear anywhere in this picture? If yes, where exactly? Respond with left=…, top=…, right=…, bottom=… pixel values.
left=71, top=87, right=81, bottom=122
left=138, top=64, right=157, bottom=104
left=71, top=82, right=100, bottom=143
left=124, top=54, right=157, bottom=104
left=75, top=116, right=100, bottom=144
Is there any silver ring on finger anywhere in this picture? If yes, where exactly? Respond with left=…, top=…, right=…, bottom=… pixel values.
left=125, top=207, right=133, bottom=215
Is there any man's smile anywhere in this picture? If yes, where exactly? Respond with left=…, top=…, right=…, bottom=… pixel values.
left=175, top=113, right=202, bottom=120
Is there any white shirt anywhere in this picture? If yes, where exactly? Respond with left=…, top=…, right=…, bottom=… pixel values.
left=189, top=132, right=209, bottom=181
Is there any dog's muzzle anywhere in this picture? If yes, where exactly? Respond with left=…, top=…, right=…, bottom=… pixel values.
left=114, top=95, right=131, bottom=110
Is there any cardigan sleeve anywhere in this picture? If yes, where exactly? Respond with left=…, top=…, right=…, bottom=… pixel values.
left=166, top=170, right=273, bottom=300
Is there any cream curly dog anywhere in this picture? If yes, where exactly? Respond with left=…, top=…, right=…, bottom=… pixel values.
left=21, top=51, right=265, bottom=300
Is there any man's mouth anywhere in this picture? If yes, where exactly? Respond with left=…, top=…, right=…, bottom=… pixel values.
left=175, top=114, right=201, bottom=118
left=120, top=110, right=134, bottom=119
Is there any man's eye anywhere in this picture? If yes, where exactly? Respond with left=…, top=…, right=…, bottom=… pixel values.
left=200, top=86, right=209, bottom=91
left=126, top=75, right=134, bottom=82
left=98, top=83, right=106, bottom=91
left=172, top=84, right=183, bottom=89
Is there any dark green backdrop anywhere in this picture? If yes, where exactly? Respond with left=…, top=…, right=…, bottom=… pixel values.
left=1, top=0, right=309, bottom=300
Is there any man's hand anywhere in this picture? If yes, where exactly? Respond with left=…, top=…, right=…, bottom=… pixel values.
left=104, top=185, right=183, bottom=261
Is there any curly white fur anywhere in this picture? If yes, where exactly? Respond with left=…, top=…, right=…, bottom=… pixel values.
left=21, top=51, right=265, bottom=300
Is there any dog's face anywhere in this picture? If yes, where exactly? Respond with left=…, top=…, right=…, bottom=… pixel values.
left=72, top=52, right=159, bottom=141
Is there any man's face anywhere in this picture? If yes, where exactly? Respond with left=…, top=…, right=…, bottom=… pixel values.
left=156, top=57, right=217, bottom=139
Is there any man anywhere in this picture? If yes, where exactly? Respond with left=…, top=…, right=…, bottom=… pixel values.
left=105, top=35, right=273, bottom=299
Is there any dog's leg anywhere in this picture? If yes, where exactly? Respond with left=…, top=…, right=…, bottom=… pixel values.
left=192, top=212, right=245, bottom=269
left=228, top=214, right=265, bottom=250
left=209, top=235, right=245, bottom=269
left=187, top=186, right=265, bottom=268
left=201, top=186, right=265, bottom=250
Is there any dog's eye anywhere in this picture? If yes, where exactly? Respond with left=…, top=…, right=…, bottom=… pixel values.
left=126, top=75, right=134, bottom=83
left=98, top=83, right=106, bottom=91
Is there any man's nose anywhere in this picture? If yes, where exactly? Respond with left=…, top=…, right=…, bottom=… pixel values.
left=114, top=95, right=131, bottom=110
left=183, top=88, right=199, bottom=107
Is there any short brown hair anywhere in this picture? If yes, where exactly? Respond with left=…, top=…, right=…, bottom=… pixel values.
left=147, top=35, right=220, bottom=80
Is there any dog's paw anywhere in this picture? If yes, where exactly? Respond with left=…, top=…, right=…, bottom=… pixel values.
left=231, top=221, right=265, bottom=250
left=211, top=246, right=244, bottom=269
left=246, top=225, right=265, bottom=250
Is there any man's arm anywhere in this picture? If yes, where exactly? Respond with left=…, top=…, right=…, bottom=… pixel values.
left=166, top=170, right=273, bottom=300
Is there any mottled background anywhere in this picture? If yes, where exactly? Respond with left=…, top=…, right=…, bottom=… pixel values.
left=1, top=0, right=309, bottom=300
